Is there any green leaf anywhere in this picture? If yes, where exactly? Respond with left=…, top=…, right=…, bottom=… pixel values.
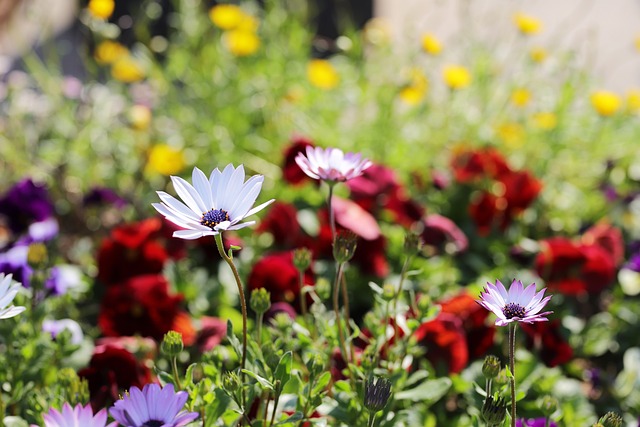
left=204, top=388, right=232, bottom=427
left=505, top=366, right=513, bottom=378
left=274, top=351, right=293, bottom=389
left=226, top=319, right=243, bottom=359
left=273, top=411, right=304, bottom=426
left=312, top=371, right=332, bottom=396
left=3, top=417, right=29, bottom=427
left=395, top=377, right=452, bottom=405
left=241, top=369, right=274, bottom=391
left=368, top=282, right=383, bottom=294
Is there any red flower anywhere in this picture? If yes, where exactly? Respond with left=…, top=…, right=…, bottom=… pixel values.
left=247, top=252, right=314, bottom=311
left=420, top=214, right=469, bottom=254
left=351, top=235, right=390, bottom=277
left=500, top=170, right=542, bottom=213
left=413, top=313, right=469, bottom=374
left=99, top=274, right=185, bottom=340
left=256, top=202, right=306, bottom=248
left=78, top=344, right=153, bottom=411
left=451, top=147, right=511, bottom=183
left=97, top=218, right=168, bottom=285
left=522, top=320, right=573, bottom=367
left=196, top=316, right=227, bottom=352
left=468, top=191, right=503, bottom=235
left=283, top=136, right=315, bottom=185
left=582, top=221, right=624, bottom=266
left=535, top=237, right=616, bottom=295
left=347, top=163, right=424, bottom=227
left=439, top=292, right=495, bottom=359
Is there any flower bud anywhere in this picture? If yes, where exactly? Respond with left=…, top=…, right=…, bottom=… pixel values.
left=161, top=331, right=184, bottom=357
left=404, top=232, right=423, bottom=256
left=250, top=288, right=271, bottom=315
left=482, top=355, right=501, bottom=379
left=364, top=377, right=392, bottom=412
left=333, top=231, right=357, bottom=263
left=481, top=396, right=507, bottom=426
left=27, top=243, right=48, bottom=268
left=598, top=412, right=622, bottom=427
left=306, top=353, right=326, bottom=377
left=416, top=294, right=432, bottom=313
left=538, top=395, right=558, bottom=417
left=293, top=247, right=313, bottom=271
left=223, top=371, right=242, bottom=393
left=382, top=284, right=396, bottom=301
left=314, top=278, right=331, bottom=300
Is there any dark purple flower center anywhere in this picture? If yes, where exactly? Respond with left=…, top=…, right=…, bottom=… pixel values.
left=502, top=302, right=526, bottom=319
left=142, top=421, right=164, bottom=427
left=200, top=209, right=229, bottom=230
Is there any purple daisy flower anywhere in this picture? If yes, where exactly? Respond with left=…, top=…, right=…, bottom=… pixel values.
left=0, top=179, right=54, bottom=234
left=295, top=146, right=372, bottom=182
left=109, top=383, right=198, bottom=427
left=40, top=402, right=116, bottom=427
left=477, top=279, right=553, bottom=326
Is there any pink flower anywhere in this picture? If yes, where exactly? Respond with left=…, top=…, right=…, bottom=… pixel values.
left=295, top=147, right=371, bottom=182
left=477, top=280, right=552, bottom=326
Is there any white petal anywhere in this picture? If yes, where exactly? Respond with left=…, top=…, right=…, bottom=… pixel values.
left=215, top=164, right=236, bottom=208
left=225, top=165, right=246, bottom=206
left=156, top=193, right=200, bottom=221
left=226, top=221, right=256, bottom=231
left=0, top=289, right=18, bottom=309
left=153, top=204, right=209, bottom=230
left=173, top=230, right=211, bottom=240
left=244, top=198, right=275, bottom=218
left=0, top=305, right=25, bottom=319
left=229, top=179, right=263, bottom=220
left=192, top=167, right=214, bottom=209
left=171, top=176, right=207, bottom=214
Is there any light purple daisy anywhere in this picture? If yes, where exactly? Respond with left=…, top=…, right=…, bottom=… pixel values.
left=41, top=402, right=116, bottom=427
left=477, top=279, right=552, bottom=326
left=152, top=165, right=274, bottom=240
left=0, top=273, right=25, bottom=320
left=295, top=146, right=372, bottom=182
left=109, top=383, right=198, bottom=427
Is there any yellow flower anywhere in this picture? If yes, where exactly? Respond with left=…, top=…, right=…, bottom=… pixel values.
left=237, top=14, right=259, bottom=32
left=514, top=12, right=542, bottom=35
left=495, top=122, right=525, bottom=148
left=529, top=46, right=547, bottom=63
left=442, top=65, right=471, bottom=90
left=400, top=69, right=428, bottom=105
left=111, top=56, right=145, bottom=83
left=421, top=33, right=442, bottom=55
left=129, top=105, right=152, bottom=130
left=147, top=144, right=185, bottom=175
left=94, top=41, right=128, bottom=64
left=88, top=0, right=115, bottom=19
left=307, top=59, right=339, bottom=90
left=626, top=89, right=640, bottom=113
left=531, top=112, right=557, bottom=130
left=511, top=88, right=531, bottom=107
left=591, top=90, right=621, bottom=117
left=223, top=29, right=260, bottom=56
left=209, top=4, right=244, bottom=30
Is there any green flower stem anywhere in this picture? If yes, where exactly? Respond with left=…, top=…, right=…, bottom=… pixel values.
left=545, top=418, right=550, bottom=427
left=172, top=356, right=182, bottom=390
left=256, top=311, right=263, bottom=344
left=299, top=271, right=317, bottom=340
left=214, top=233, right=248, bottom=409
left=367, top=411, right=376, bottom=427
left=392, top=254, right=412, bottom=357
left=327, top=183, right=336, bottom=239
left=333, top=262, right=348, bottom=362
left=340, top=273, right=354, bottom=362
left=509, top=323, right=517, bottom=427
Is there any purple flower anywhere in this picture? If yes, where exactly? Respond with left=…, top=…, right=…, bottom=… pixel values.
left=0, top=245, right=32, bottom=288
left=40, top=402, right=116, bottom=427
left=83, top=187, right=128, bottom=208
left=516, top=418, right=557, bottom=427
left=295, top=146, right=372, bottom=182
left=0, top=179, right=54, bottom=234
left=43, top=319, right=83, bottom=345
left=625, top=254, right=640, bottom=273
left=45, top=265, right=83, bottom=296
left=109, top=383, right=198, bottom=427
left=16, top=218, right=59, bottom=246
left=477, top=280, right=553, bottom=326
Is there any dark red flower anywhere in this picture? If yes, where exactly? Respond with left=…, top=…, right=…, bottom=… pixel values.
left=468, top=191, right=503, bottom=236
left=535, top=237, right=616, bottom=296
left=256, top=202, right=306, bottom=248
left=283, top=136, right=315, bottom=185
left=413, top=313, right=469, bottom=374
left=196, top=317, right=227, bottom=353
left=351, top=235, right=389, bottom=278
left=78, top=344, right=153, bottom=411
left=451, top=147, right=511, bottom=183
left=98, top=274, right=185, bottom=340
left=522, top=320, right=573, bottom=367
left=420, top=214, right=469, bottom=254
left=247, top=252, right=314, bottom=311
left=439, top=292, right=495, bottom=359
left=97, top=218, right=168, bottom=285
left=581, top=221, right=624, bottom=266
left=330, top=347, right=364, bottom=381
left=500, top=170, right=542, bottom=213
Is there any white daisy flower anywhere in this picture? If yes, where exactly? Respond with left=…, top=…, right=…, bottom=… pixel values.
left=0, top=273, right=26, bottom=320
left=295, top=146, right=372, bottom=182
left=477, top=279, right=552, bottom=326
left=153, top=165, right=275, bottom=240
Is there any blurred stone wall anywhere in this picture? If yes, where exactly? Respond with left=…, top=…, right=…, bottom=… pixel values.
left=374, top=0, right=640, bottom=92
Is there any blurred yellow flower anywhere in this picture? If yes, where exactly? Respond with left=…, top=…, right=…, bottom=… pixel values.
left=421, top=33, right=442, bottom=55
left=237, top=14, right=259, bottom=32
left=529, top=47, right=547, bottom=63
left=531, top=112, right=557, bottom=130
left=363, top=18, right=392, bottom=46
left=111, top=56, right=145, bottom=83
left=147, top=144, right=185, bottom=175
left=400, top=69, right=428, bottom=105
left=94, top=41, right=128, bottom=64
left=626, top=89, right=640, bottom=112
left=496, top=122, right=525, bottom=147
left=88, top=0, right=115, bottom=19
left=591, top=91, right=621, bottom=117
left=511, top=88, right=531, bottom=107
left=224, top=30, right=260, bottom=56
left=209, top=4, right=244, bottom=30
left=307, top=59, right=339, bottom=90
left=514, top=12, right=542, bottom=35
left=129, top=105, right=152, bottom=130
left=442, top=65, right=471, bottom=90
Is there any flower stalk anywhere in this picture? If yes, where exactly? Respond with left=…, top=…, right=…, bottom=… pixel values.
left=508, top=322, right=516, bottom=427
